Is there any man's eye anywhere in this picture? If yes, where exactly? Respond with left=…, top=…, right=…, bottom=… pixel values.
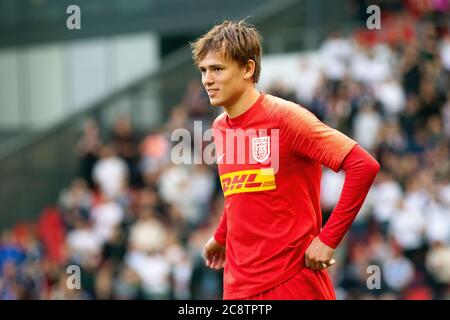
left=214, top=68, right=222, bottom=71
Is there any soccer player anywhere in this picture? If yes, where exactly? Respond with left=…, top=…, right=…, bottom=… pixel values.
left=190, top=20, right=380, bottom=300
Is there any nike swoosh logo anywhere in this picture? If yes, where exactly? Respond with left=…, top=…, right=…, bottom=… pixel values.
left=217, top=153, right=226, bottom=163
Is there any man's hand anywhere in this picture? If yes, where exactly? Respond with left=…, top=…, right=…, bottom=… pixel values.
left=203, top=236, right=226, bottom=270
left=304, top=236, right=336, bottom=271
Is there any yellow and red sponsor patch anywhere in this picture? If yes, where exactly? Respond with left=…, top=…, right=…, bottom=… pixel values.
left=220, top=168, right=276, bottom=197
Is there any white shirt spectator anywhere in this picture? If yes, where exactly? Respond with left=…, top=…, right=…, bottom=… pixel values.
left=321, top=169, right=345, bottom=209
left=126, top=251, right=171, bottom=297
left=90, top=201, right=124, bottom=243
left=166, top=244, right=193, bottom=299
left=374, top=78, right=406, bottom=116
left=93, top=156, right=128, bottom=199
left=129, top=216, right=168, bottom=253
left=353, top=105, right=382, bottom=151
left=350, top=47, right=391, bottom=85
left=159, top=164, right=214, bottom=226
left=295, top=57, right=323, bottom=104
left=404, top=190, right=429, bottom=214
left=372, top=180, right=403, bottom=223
left=159, top=165, right=190, bottom=204
left=389, top=203, right=425, bottom=250
left=159, top=165, right=195, bottom=222
left=66, top=226, right=102, bottom=265
left=426, top=244, right=450, bottom=284
left=425, top=201, right=450, bottom=244
left=319, top=36, right=353, bottom=81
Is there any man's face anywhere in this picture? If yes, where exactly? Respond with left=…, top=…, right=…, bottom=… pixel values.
left=198, top=51, right=248, bottom=108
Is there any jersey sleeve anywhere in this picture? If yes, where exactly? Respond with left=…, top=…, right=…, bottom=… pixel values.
left=280, top=104, right=357, bottom=172
left=214, top=205, right=227, bottom=246
left=319, top=144, right=380, bottom=248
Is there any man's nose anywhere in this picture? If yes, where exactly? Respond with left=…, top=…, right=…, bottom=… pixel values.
left=202, top=70, right=214, bottom=86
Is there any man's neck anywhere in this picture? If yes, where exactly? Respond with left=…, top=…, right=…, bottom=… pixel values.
left=224, top=87, right=260, bottom=119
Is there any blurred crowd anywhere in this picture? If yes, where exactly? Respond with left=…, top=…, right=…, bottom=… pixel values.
left=1, top=1, right=450, bottom=300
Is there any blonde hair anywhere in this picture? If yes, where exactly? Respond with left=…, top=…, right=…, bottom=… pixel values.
left=190, top=19, right=262, bottom=83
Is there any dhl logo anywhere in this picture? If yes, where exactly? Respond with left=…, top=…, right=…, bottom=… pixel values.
left=220, top=168, right=276, bottom=197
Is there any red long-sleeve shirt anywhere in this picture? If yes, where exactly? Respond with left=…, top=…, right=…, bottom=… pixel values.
left=212, top=93, right=379, bottom=299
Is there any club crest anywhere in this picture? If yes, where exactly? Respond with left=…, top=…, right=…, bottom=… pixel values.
left=252, top=136, right=270, bottom=163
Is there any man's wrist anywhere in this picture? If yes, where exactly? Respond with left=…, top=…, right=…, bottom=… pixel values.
left=213, top=234, right=226, bottom=246
left=318, top=232, right=337, bottom=250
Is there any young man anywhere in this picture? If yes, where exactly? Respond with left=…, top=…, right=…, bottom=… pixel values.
left=191, top=20, right=380, bottom=300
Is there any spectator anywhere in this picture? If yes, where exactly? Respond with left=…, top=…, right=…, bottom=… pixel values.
left=92, top=145, right=129, bottom=200
left=111, top=115, right=142, bottom=188
left=76, top=119, right=102, bottom=189
left=353, top=99, right=383, bottom=151
left=382, top=242, right=415, bottom=294
left=66, top=217, right=102, bottom=267
left=128, top=206, right=168, bottom=254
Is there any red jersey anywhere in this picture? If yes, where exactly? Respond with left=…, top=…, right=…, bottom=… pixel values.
left=212, top=93, right=357, bottom=299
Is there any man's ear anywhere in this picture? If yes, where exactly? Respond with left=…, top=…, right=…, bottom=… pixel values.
left=243, top=59, right=256, bottom=80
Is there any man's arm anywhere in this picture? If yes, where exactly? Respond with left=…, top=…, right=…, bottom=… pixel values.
left=204, top=118, right=228, bottom=270
left=305, top=144, right=380, bottom=270
left=319, top=144, right=379, bottom=247
left=204, top=206, right=227, bottom=270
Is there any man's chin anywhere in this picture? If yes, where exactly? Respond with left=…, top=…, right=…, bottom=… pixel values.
left=209, top=99, right=222, bottom=107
